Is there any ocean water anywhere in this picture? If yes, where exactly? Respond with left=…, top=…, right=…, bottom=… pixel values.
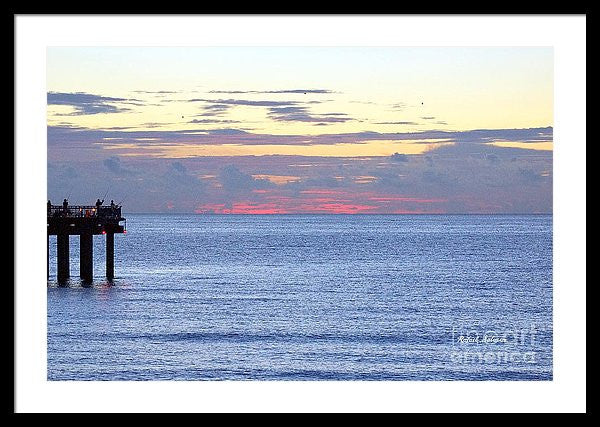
left=47, top=214, right=552, bottom=380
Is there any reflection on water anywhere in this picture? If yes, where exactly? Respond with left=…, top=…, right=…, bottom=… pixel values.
left=49, top=278, right=117, bottom=289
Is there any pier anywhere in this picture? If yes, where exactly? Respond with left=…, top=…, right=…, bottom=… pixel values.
left=47, top=200, right=126, bottom=282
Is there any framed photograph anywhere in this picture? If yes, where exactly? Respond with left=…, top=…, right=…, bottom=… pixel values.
left=15, top=15, right=586, bottom=413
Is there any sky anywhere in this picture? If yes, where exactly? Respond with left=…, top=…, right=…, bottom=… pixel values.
left=47, top=47, right=553, bottom=213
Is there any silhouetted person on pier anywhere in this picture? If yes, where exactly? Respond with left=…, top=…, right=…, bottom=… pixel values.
left=62, top=199, right=68, bottom=216
left=96, top=198, right=104, bottom=209
left=110, top=200, right=115, bottom=209
left=47, top=200, right=51, bottom=216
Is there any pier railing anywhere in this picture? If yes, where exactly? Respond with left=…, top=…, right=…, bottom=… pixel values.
left=48, top=204, right=122, bottom=220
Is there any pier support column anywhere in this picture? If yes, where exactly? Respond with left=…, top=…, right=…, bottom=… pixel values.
left=57, top=233, right=70, bottom=282
left=47, top=233, right=49, bottom=278
left=106, top=232, right=114, bottom=280
left=80, top=232, right=93, bottom=283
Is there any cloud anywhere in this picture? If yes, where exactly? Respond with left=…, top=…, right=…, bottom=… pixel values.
left=486, top=153, right=500, bottom=163
left=518, top=168, right=543, bottom=183
left=196, top=103, right=233, bottom=117
left=373, top=121, right=419, bottom=125
left=140, top=122, right=171, bottom=128
left=189, top=98, right=299, bottom=107
left=208, top=128, right=250, bottom=135
left=267, top=106, right=352, bottom=123
left=188, top=118, right=241, bottom=124
left=47, top=125, right=553, bottom=152
left=132, top=90, right=178, bottom=94
left=48, top=140, right=552, bottom=214
left=47, top=92, right=143, bottom=115
left=390, top=102, right=407, bottom=111
left=350, top=100, right=377, bottom=105
left=208, top=89, right=334, bottom=94
left=192, top=98, right=311, bottom=117
left=449, top=127, right=553, bottom=144
left=189, top=97, right=350, bottom=123
left=422, top=170, right=447, bottom=184
left=390, top=153, right=409, bottom=162
left=219, top=165, right=273, bottom=194
left=160, top=162, right=208, bottom=209
left=170, top=161, right=187, bottom=174
left=103, top=156, right=136, bottom=175
left=60, top=165, right=79, bottom=179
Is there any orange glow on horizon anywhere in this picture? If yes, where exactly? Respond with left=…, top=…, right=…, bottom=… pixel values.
left=104, top=140, right=453, bottom=159
left=193, top=189, right=449, bottom=214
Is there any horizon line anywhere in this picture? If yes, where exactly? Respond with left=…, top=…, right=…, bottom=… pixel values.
left=118, top=212, right=553, bottom=216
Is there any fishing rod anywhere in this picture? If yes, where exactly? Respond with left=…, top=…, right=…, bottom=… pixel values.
left=116, top=191, right=130, bottom=207
left=102, top=186, right=110, bottom=203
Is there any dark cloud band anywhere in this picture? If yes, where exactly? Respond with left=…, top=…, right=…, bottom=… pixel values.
left=47, top=92, right=144, bottom=115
